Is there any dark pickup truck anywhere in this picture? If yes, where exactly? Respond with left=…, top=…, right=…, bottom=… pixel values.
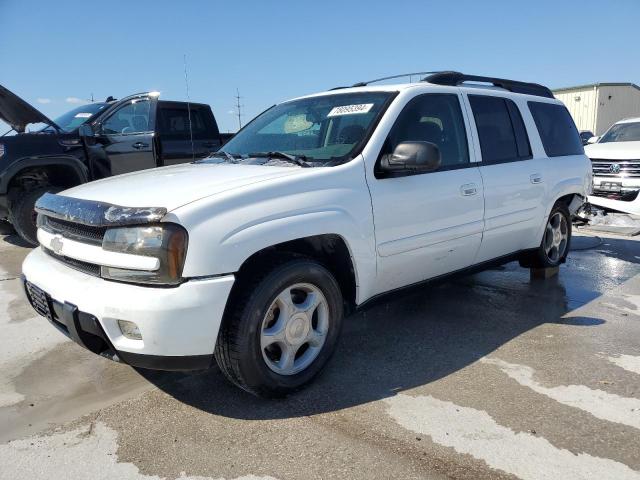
left=0, top=85, right=232, bottom=245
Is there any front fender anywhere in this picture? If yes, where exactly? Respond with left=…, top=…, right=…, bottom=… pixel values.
left=166, top=159, right=378, bottom=303
left=0, top=155, right=89, bottom=194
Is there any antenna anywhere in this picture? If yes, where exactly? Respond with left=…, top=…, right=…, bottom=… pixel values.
left=183, top=53, right=195, bottom=161
left=234, top=89, right=244, bottom=130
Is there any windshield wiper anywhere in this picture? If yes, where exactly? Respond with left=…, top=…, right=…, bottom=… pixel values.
left=249, top=151, right=312, bottom=168
left=207, top=151, right=242, bottom=163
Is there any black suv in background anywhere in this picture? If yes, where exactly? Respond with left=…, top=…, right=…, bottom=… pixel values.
left=0, top=85, right=232, bottom=245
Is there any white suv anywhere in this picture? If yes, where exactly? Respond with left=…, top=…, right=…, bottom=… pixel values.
left=22, top=72, right=591, bottom=397
left=585, top=117, right=640, bottom=215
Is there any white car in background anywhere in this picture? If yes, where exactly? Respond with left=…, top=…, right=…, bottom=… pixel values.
left=22, top=72, right=590, bottom=397
left=586, top=117, right=640, bottom=215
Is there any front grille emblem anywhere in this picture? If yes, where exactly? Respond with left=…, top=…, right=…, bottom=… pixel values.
left=609, top=163, right=621, bottom=174
left=49, top=235, right=64, bottom=254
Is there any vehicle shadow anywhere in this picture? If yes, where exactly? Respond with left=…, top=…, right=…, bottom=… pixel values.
left=0, top=221, right=32, bottom=248
left=139, top=234, right=635, bottom=419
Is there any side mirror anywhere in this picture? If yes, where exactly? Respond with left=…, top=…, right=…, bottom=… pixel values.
left=78, top=124, right=94, bottom=138
left=587, top=136, right=599, bottom=144
left=381, top=141, right=441, bottom=173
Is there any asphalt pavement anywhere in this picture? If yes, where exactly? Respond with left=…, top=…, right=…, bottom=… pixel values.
left=1, top=220, right=639, bottom=480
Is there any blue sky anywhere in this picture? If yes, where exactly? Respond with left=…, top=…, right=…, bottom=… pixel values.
left=1, top=0, right=639, bottom=133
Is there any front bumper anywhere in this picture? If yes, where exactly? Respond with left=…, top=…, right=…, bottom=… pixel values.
left=590, top=175, right=640, bottom=215
left=22, top=247, right=235, bottom=370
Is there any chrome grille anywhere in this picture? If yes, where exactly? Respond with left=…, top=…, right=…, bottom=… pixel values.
left=591, top=159, right=640, bottom=178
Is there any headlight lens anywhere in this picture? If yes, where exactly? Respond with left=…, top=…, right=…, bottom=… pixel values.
left=101, top=224, right=188, bottom=285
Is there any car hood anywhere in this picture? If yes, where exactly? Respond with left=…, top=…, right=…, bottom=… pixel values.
left=61, top=163, right=304, bottom=212
left=584, top=141, right=640, bottom=160
left=0, top=84, right=60, bottom=133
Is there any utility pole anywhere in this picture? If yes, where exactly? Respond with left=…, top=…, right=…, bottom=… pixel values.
left=234, top=89, right=244, bottom=130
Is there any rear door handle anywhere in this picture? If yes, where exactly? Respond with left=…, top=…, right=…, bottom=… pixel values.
left=132, top=142, right=149, bottom=149
left=203, top=141, right=219, bottom=148
left=460, top=183, right=478, bottom=196
left=530, top=173, right=543, bottom=184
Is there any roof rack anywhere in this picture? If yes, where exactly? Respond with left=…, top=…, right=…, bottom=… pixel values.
left=423, top=71, right=554, bottom=98
left=330, top=72, right=440, bottom=90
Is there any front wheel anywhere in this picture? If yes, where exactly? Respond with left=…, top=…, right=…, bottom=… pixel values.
left=8, top=186, right=60, bottom=247
left=214, top=258, right=344, bottom=398
left=519, top=202, right=572, bottom=269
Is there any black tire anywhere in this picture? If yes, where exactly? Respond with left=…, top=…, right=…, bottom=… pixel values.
left=214, top=257, right=344, bottom=398
left=8, top=186, right=60, bottom=246
left=519, top=202, right=572, bottom=269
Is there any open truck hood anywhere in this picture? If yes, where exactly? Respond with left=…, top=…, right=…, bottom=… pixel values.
left=0, top=84, right=60, bottom=133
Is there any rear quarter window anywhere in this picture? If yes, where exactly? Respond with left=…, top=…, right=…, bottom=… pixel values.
left=528, top=102, right=583, bottom=157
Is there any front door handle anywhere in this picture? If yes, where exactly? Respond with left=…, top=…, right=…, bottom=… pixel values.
left=132, top=142, right=149, bottom=149
left=460, top=183, right=478, bottom=196
left=530, top=173, right=543, bottom=184
left=203, top=141, right=218, bottom=148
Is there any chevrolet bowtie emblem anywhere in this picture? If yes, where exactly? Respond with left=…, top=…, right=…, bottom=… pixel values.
left=49, top=235, right=64, bottom=254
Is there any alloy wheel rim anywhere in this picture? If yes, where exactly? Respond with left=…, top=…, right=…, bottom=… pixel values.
left=544, top=212, right=568, bottom=263
left=260, top=283, right=329, bottom=376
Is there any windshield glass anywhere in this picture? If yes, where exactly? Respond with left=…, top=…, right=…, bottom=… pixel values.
left=220, top=92, right=394, bottom=163
left=600, top=122, right=640, bottom=143
left=49, top=103, right=108, bottom=132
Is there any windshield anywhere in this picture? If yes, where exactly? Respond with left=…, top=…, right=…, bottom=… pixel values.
left=600, top=122, right=640, bottom=143
left=220, top=92, right=394, bottom=163
left=48, top=103, right=108, bottom=132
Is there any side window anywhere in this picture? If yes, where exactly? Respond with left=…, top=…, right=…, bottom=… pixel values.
left=469, top=95, right=531, bottom=164
left=102, top=99, right=150, bottom=135
left=157, top=106, right=211, bottom=140
left=385, top=93, right=469, bottom=170
left=528, top=102, right=584, bottom=157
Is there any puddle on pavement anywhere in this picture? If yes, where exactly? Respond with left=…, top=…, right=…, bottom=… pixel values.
left=0, top=342, right=154, bottom=443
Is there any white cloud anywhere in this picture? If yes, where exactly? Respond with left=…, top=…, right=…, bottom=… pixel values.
left=65, top=97, right=84, bottom=104
left=36, top=98, right=51, bottom=104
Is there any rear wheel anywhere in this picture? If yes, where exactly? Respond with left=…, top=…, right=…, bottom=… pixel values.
left=9, top=186, right=60, bottom=246
left=214, top=258, right=343, bottom=398
left=519, top=202, right=571, bottom=269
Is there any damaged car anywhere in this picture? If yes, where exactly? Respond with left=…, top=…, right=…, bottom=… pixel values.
left=22, top=72, right=591, bottom=397
left=585, top=117, right=640, bottom=215
left=0, top=84, right=231, bottom=245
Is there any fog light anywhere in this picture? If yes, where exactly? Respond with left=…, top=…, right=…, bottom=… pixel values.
left=117, top=320, right=142, bottom=340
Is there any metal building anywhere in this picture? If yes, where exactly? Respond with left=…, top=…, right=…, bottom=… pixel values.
left=553, top=83, right=640, bottom=135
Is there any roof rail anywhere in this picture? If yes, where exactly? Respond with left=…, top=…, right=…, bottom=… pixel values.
left=352, top=72, right=439, bottom=87
left=423, top=71, right=554, bottom=98
left=330, top=72, right=440, bottom=90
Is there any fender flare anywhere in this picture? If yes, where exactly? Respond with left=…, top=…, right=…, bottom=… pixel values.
left=543, top=176, right=586, bottom=218
left=179, top=207, right=378, bottom=303
left=0, top=155, right=89, bottom=195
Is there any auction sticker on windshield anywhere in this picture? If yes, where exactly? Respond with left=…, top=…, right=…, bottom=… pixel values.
left=327, top=103, right=374, bottom=117
left=74, top=113, right=92, bottom=118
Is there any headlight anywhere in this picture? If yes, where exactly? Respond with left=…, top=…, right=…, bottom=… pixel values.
left=101, top=224, right=188, bottom=285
